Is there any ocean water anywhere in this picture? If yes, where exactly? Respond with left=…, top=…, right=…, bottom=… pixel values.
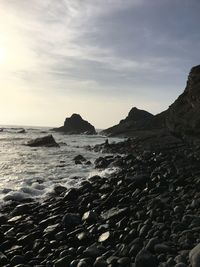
left=0, top=126, right=122, bottom=202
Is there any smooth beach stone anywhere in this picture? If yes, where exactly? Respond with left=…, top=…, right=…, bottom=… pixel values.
left=174, top=263, right=187, bottom=267
left=54, top=256, right=72, bottom=267
left=98, top=231, right=111, bottom=243
left=10, top=255, right=25, bottom=265
left=62, top=213, right=81, bottom=229
left=77, top=231, right=91, bottom=243
left=63, top=188, right=79, bottom=201
left=101, top=207, right=129, bottom=220
left=0, top=251, right=8, bottom=265
left=189, top=243, right=200, bottom=267
left=117, top=257, right=131, bottom=266
left=0, top=214, right=8, bottom=224
left=83, top=245, right=102, bottom=258
left=82, top=211, right=98, bottom=224
left=77, top=260, right=89, bottom=267
left=94, top=257, right=108, bottom=267
left=154, top=243, right=171, bottom=253
left=145, top=237, right=160, bottom=252
left=135, top=249, right=158, bottom=267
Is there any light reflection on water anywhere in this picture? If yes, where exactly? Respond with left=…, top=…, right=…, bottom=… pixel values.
left=0, top=126, right=122, bottom=201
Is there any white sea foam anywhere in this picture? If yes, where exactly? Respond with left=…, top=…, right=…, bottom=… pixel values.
left=0, top=126, right=122, bottom=201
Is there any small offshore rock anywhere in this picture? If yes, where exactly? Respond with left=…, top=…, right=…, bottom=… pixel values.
left=26, top=134, right=59, bottom=147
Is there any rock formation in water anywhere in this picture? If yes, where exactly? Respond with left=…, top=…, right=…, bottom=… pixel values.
left=26, top=135, right=59, bottom=147
left=53, top=114, right=96, bottom=135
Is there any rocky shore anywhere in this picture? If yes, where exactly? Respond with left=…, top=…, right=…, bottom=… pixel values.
left=0, top=138, right=200, bottom=267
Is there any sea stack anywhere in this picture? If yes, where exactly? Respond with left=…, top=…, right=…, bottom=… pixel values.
left=53, top=113, right=96, bottom=135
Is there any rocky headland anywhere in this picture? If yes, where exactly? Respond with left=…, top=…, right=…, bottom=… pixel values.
left=0, top=65, right=200, bottom=267
left=102, top=65, right=200, bottom=142
left=52, top=114, right=96, bottom=135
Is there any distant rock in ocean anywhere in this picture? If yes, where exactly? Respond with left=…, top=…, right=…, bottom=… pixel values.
left=26, top=135, right=59, bottom=147
left=102, top=65, right=200, bottom=140
left=53, top=113, right=96, bottom=135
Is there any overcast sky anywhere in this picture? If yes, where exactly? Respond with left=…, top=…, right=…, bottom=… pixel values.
left=0, top=0, right=200, bottom=128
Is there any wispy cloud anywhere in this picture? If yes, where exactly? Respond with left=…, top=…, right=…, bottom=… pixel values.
left=0, top=0, right=200, bottom=127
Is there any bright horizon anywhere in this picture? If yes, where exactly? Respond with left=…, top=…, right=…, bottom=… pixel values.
left=0, top=0, right=200, bottom=129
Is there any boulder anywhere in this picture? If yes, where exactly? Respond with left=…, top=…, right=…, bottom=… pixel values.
left=135, top=249, right=158, bottom=267
left=52, top=114, right=96, bottom=135
left=26, top=135, right=59, bottom=147
left=189, top=243, right=200, bottom=267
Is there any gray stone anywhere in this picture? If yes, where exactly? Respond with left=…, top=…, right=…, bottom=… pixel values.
left=189, top=243, right=200, bottom=267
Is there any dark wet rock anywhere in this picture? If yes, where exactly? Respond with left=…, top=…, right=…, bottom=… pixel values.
left=74, top=155, right=87, bottom=162
left=94, top=157, right=111, bottom=169
left=76, top=260, right=89, bottom=267
left=174, top=263, right=188, bottom=267
left=154, top=243, right=172, bottom=254
left=54, top=256, right=72, bottom=267
left=53, top=185, right=67, bottom=195
left=135, top=249, right=158, bottom=267
left=10, top=255, right=25, bottom=265
left=62, top=213, right=81, bottom=229
left=17, top=128, right=26, bottom=133
left=101, top=207, right=129, bottom=220
left=145, top=237, right=160, bottom=252
left=82, top=211, right=98, bottom=224
left=26, top=135, right=59, bottom=147
left=94, top=257, right=108, bottom=267
left=0, top=252, right=7, bottom=265
left=52, top=113, right=96, bottom=135
left=83, top=245, right=102, bottom=258
left=64, top=188, right=79, bottom=201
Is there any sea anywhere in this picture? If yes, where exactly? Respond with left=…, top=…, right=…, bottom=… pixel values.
left=0, top=126, right=122, bottom=203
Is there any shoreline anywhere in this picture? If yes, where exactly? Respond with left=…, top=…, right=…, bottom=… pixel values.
left=0, top=139, right=200, bottom=266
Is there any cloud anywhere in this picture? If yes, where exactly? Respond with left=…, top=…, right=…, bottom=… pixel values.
left=0, top=0, right=200, bottom=127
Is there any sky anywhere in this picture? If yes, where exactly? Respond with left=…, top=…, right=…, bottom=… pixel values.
left=0, top=0, right=200, bottom=128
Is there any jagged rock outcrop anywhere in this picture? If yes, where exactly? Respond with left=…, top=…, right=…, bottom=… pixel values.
left=102, top=65, right=200, bottom=140
left=53, top=114, right=96, bottom=135
left=101, top=107, right=164, bottom=137
left=166, top=65, right=200, bottom=139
